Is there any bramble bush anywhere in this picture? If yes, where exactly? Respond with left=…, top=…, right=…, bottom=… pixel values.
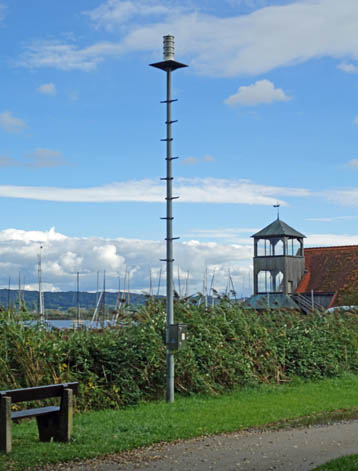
left=1, top=301, right=358, bottom=410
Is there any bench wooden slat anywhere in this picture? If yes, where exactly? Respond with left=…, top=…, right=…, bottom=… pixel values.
left=11, top=406, right=60, bottom=421
left=0, top=383, right=78, bottom=403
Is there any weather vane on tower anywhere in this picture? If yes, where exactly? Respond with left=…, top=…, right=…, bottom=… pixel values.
left=273, top=202, right=280, bottom=219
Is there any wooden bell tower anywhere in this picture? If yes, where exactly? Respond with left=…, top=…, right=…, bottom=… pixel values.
left=252, top=218, right=305, bottom=295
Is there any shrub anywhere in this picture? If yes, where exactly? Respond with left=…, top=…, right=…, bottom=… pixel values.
left=1, top=302, right=358, bottom=410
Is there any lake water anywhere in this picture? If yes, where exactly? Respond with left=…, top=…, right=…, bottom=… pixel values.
left=29, top=319, right=116, bottom=329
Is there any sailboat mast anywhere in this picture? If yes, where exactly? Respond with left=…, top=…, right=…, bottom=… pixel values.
left=38, top=245, right=44, bottom=322
left=76, top=271, right=80, bottom=323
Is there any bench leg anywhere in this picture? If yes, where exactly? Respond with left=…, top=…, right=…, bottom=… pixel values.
left=54, top=388, right=73, bottom=442
left=0, top=396, right=12, bottom=453
left=36, top=412, right=59, bottom=442
left=37, top=389, right=74, bottom=443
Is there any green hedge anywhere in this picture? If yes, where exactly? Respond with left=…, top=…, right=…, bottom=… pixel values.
left=1, top=301, right=358, bottom=410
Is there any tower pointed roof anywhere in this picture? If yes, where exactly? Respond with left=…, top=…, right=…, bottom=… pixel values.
left=252, top=218, right=305, bottom=239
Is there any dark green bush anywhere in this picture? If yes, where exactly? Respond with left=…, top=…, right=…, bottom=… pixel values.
left=1, top=302, right=358, bottom=410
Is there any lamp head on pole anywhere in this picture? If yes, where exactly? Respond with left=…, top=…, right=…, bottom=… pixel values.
left=150, top=34, right=188, bottom=71
left=163, top=35, right=175, bottom=61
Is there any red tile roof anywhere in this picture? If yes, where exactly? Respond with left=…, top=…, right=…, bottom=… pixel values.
left=296, top=245, right=358, bottom=305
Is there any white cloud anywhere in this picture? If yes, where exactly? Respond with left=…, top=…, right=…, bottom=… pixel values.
left=0, top=148, right=67, bottom=168
left=182, top=154, right=215, bottom=165
left=0, top=3, right=6, bottom=22
left=0, top=156, right=17, bottom=167
left=183, top=227, right=258, bottom=242
left=18, top=39, right=123, bottom=71
left=324, top=188, right=358, bottom=207
left=338, top=62, right=358, bottom=73
left=346, top=159, right=358, bottom=168
left=353, top=116, right=358, bottom=125
left=1, top=225, right=358, bottom=296
left=0, top=227, right=67, bottom=243
left=0, top=178, right=311, bottom=205
left=176, top=178, right=310, bottom=204
left=305, top=216, right=355, bottom=222
left=84, top=0, right=176, bottom=31
left=201, top=154, right=215, bottom=162
left=25, top=148, right=67, bottom=168
left=62, top=251, right=84, bottom=272
left=68, top=90, right=79, bottom=101
left=18, top=0, right=358, bottom=77
left=306, top=233, right=358, bottom=247
left=37, top=82, right=57, bottom=95
left=224, top=79, right=291, bottom=106
left=23, top=283, right=60, bottom=293
left=225, top=0, right=267, bottom=6
left=92, top=244, right=125, bottom=270
left=0, top=227, right=254, bottom=295
left=0, top=111, right=26, bottom=133
left=182, top=157, right=197, bottom=165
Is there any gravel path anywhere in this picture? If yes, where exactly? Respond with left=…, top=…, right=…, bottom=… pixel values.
left=46, top=420, right=358, bottom=471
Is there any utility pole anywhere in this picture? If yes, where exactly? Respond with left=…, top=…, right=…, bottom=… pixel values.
left=150, top=35, right=187, bottom=403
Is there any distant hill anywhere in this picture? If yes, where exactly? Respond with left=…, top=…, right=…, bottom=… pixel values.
left=0, top=289, right=157, bottom=311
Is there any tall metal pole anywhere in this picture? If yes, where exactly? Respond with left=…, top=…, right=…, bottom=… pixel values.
left=165, top=66, right=175, bottom=403
left=76, top=271, right=80, bottom=324
left=150, top=36, right=187, bottom=403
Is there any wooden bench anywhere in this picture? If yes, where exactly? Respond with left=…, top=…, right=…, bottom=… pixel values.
left=0, top=382, right=78, bottom=453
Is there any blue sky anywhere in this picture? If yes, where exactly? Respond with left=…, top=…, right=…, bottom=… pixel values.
left=1, top=0, right=358, bottom=295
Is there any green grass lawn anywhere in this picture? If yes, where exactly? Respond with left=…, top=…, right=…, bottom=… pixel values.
left=314, top=454, right=358, bottom=470
left=2, top=374, right=358, bottom=471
